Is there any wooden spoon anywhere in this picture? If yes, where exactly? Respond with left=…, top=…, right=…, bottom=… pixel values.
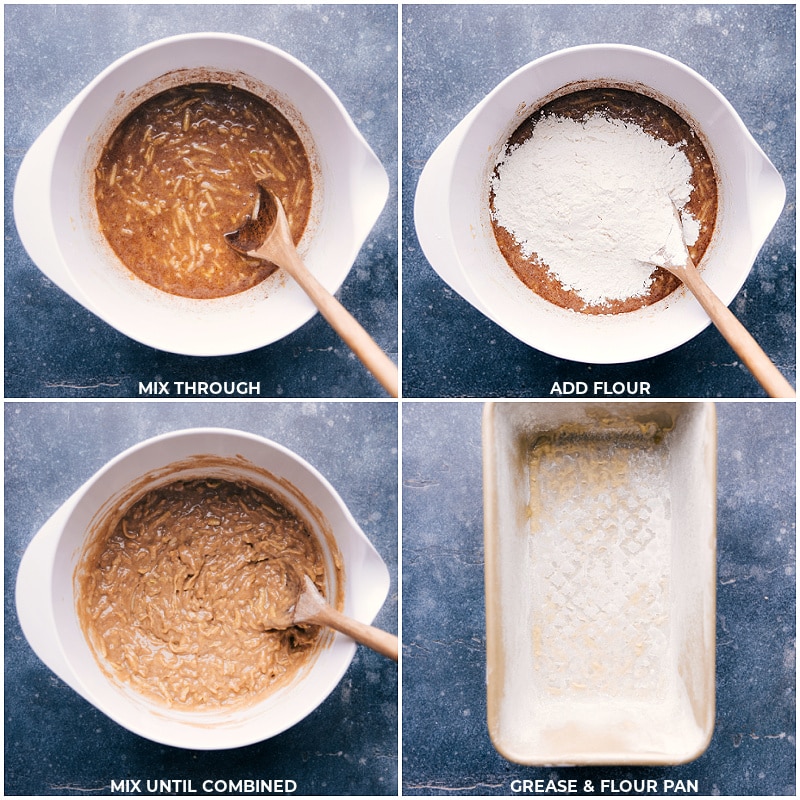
left=652, top=211, right=795, bottom=399
left=267, top=574, right=398, bottom=662
left=225, top=182, right=398, bottom=397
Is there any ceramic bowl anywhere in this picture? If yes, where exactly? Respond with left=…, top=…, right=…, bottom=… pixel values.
left=415, top=44, right=785, bottom=364
left=16, top=428, right=390, bottom=749
left=13, top=33, right=389, bottom=356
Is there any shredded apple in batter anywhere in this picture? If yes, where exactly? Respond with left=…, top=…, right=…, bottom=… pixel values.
left=94, top=83, right=313, bottom=299
left=76, top=477, right=329, bottom=710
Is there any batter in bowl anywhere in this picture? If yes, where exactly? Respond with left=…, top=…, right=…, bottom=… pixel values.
left=94, top=83, right=313, bottom=299
left=490, top=86, right=718, bottom=314
left=76, top=477, right=332, bottom=710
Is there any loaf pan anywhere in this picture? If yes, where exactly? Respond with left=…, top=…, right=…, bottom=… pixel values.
left=483, top=401, right=716, bottom=765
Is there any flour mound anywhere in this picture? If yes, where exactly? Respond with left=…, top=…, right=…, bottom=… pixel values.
left=491, top=112, right=700, bottom=306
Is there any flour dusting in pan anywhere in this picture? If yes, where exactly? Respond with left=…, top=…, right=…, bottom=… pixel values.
left=484, top=403, right=716, bottom=765
left=527, top=430, right=672, bottom=700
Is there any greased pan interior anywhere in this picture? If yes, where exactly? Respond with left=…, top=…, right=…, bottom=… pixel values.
left=483, top=402, right=716, bottom=765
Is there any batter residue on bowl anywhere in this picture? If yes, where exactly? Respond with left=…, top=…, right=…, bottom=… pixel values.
left=490, top=87, right=718, bottom=314
left=76, top=477, right=328, bottom=710
left=94, top=83, right=313, bottom=299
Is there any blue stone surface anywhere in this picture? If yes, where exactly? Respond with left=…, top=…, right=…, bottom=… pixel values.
left=5, top=402, right=398, bottom=795
left=402, top=4, right=795, bottom=398
left=5, top=4, right=398, bottom=399
left=401, top=401, right=794, bottom=794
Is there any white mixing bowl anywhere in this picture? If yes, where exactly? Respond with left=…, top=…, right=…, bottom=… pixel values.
left=415, top=44, right=785, bottom=364
left=14, top=33, right=389, bottom=356
left=15, top=428, right=390, bottom=749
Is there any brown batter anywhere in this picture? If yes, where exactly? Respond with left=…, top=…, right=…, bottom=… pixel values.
left=490, top=87, right=718, bottom=314
left=94, top=83, right=313, bottom=299
left=76, top=477, right=328, bottom=710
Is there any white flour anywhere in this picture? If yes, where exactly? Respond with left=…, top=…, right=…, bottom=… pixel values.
left=491, top=112, right=700, bottom=306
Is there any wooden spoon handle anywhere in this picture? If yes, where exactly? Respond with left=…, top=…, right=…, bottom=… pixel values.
left=283, top=248, right=399, bottom=397
left=682, top=269, right=795, bottom=398
left=312, top=603, right=399, bottom=662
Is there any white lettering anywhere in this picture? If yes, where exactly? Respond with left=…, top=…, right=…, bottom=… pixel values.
left=550, top=380, right=588, bottom=396
left=601, top=779, right=658, bottom=793
left=144, top=780, right=195, bottom=793
left=200, top=779, right=296, bottom=794
left=592, top=380, right=650, bottom=396
left=111, top=780, right=141, bottom=793
left=510, top=778, right=578, bottom=793
left=171, top=380, right=261, bottom=396
left=663, top=779, right=699, bottom=793
left=138, top=381, right=170, bottom=396
left=551, top=380, right=652, bottom=397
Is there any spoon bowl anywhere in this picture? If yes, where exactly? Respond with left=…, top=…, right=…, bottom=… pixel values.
left=263, top=573, right=399, bottom=661
left=15, top=428, right=391, bottom=749
left=651, top=211, right=794, bottom=398
left=226, top=182, right=399, bottom=397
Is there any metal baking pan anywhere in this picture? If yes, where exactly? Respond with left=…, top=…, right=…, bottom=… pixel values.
left=483, top=401, right=716, bottom=765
